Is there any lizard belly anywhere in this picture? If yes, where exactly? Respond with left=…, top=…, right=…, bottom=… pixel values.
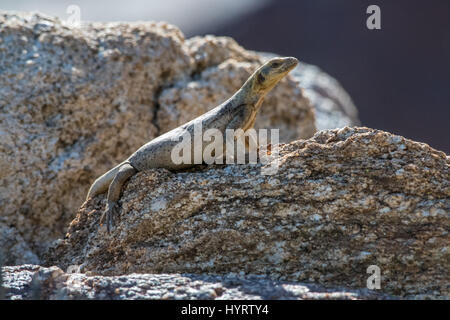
left=127, top=129, right=192, bottom=171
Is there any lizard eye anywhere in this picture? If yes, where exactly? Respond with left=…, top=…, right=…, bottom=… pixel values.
left=271, top=62, right=281, bottom=68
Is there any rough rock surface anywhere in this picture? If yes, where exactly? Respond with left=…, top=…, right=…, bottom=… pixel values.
left=46, top=127, right=449, bottom=298
left=0, top=224, right=40, bottom=265
left=1, top=265, right=394, bottom=300
left=0, top=12, right=357, bottom=263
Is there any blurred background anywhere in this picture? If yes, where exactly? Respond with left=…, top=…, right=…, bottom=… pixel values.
left=2, top=0, right=449, bottom=152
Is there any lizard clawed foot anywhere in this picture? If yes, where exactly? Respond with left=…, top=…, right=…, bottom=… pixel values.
left=99, top=201, right=119, bottom=233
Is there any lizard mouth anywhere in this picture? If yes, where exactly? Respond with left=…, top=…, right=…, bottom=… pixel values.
left=281, top=57, right=299, bottom=72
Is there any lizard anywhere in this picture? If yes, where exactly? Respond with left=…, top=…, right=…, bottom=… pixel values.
left=86, top=56, right=299, bottom=232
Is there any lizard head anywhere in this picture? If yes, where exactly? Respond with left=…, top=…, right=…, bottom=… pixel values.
left=251, top=56, right=299, bottom=95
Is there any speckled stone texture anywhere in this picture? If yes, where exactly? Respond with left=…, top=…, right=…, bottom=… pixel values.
left=46, top=127, right=449, bottom=298
left=1, top=265, right=394, bottom=300
left=0, top=12, right=357, bottom=263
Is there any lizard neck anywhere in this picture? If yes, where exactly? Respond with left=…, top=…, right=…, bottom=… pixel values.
left=233, top=76, right=265, bottom=106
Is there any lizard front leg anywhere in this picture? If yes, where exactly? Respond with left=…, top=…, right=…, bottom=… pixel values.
left=224, top=106, right=257, bottom=162
left=100, top=162, right=137, bottom=232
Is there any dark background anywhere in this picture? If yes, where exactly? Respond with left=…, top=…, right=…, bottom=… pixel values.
left=189, top=0, right=450, bottom=152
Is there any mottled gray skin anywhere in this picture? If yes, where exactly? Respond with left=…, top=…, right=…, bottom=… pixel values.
left=129, top=100, right=243, bottom=170
left=86, top=57, right=299, bottom=232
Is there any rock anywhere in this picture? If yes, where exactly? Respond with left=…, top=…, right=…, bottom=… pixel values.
left=0, top=12, right=358, bottom=263
left=46, top=127, right=449, bottom=298
left=0, top=223, right=40, bottom=266
left=1, top=265, right=395, bottom=300
left=0, top=11, right=191, bottom=261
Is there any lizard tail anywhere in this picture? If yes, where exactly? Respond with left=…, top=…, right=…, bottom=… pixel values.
left=86, top=162, right=126, bottom=201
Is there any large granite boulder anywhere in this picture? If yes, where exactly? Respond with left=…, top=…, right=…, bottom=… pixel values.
left=0, top=12, right=358, bottom=263
left=46, top=127, right=449, bottom=298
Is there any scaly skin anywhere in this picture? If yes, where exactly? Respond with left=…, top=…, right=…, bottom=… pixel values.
left=86, top=57, right=299, bottom=232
